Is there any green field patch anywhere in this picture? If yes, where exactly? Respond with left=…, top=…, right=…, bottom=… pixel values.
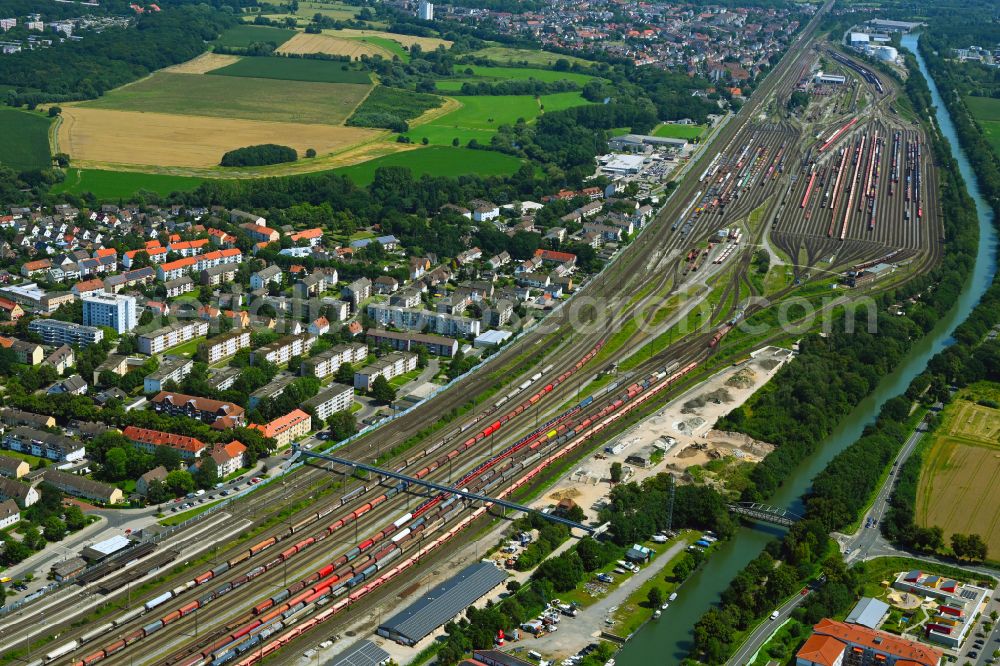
left=979, top=119, right=1000, bottom=157
left=652, top=122, right=706, bottom=140
left=457, top=65, right=597, bottom=85
left=473, top=46, right=596, bottom=68
left=332, top=146, right=521, bottom=185
left=295, top=0, right=358, bottom=21
left=965, top=95, right=1000, bottom=122
left=214, top=24, right=297, bottom=48
left=351, top=35, right=409, bottom=60
left=404, top=92, right=590, bottom=146
left=206, top=55, right=371, bottom=84
left=79, top=72, right=371, bottom=125
left=0, top=109, right=51, bottom=171
left=52, top=168, right=205, bottom=199
left=540, top=91, right=590, bottom=112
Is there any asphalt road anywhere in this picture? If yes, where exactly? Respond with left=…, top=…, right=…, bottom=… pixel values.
left=842, top=422, right=928, bottom=563
left=726, top=588, right=813, bottom=666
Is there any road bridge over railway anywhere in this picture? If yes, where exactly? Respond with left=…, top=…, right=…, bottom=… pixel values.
left=727, top=502, right=802, bottom=528
left=296, top=446, right=599, bottom=534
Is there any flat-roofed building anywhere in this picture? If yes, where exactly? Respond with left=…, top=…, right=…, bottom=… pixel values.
left=29, top=318, right=104, bottom=347
left=366, top=328, right=458, bottom=357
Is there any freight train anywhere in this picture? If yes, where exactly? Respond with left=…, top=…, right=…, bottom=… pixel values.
left=53, top=343, right=608, bottom=666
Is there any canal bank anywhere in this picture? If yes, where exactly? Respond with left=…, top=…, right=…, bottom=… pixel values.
left=615, top=33, right=998, bottom=665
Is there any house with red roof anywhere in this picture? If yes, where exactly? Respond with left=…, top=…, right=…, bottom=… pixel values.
left=123, top=425, right=207, bottom=459
left=249, top=409, right=311, bottom=447
left=796, top=618, right=943, bottom=666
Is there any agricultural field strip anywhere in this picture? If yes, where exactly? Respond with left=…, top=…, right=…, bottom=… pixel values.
left=76, top=72, right=371, bottom=126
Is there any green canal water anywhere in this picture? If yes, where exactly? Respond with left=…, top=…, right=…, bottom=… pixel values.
left=616, top=33, right=997, bottom=665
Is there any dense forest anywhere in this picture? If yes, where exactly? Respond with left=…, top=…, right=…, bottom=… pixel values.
left=220, top=143, right=298, bottom=167
left=0, top=4, right=235, bottom=105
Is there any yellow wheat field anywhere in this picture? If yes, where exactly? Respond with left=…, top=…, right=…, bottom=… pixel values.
left=59, top=107, right=380, bottom=168
left=277, top=32, right=391, bottom=59
left=162, top=53, right=242, bottom=74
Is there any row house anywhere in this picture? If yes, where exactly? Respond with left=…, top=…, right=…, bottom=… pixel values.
left=123, top=425, right=206, bottom=459
left=4, top=426, right=85, bottom=463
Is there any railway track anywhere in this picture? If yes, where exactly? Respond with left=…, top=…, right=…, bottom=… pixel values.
left=22, top=4, right=883, bottom=663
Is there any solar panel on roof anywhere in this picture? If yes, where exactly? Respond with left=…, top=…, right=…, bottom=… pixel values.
left=329, top=640, right=390, bottom=666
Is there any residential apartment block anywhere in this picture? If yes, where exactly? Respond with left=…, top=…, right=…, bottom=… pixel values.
left=354, top=352, right=417, bottom=391
left=123, top=425, right=206, bottom=459
left=150, top=391, right=245, bottom=429
left=251, top=333, right=316, bottom=366
left=366, top=303, right=481, bottom=338
left=302, top=383, right=354, bottom=421
left=366, top=328, right=458, bottom=357
left=138, top=320, right=210, bottom=355
left=199, top=330, right=251, bottom=364
left=3, top=426, right=85, bottom=463
left=250, top=409, right=311, bottom=447
left=28, top=318, right=104, bottom=347
left=143, top=357, right=194, bottom=394
left=302, top=343, right=368, bottom=379
left=82, top=292, right=138, bottom=333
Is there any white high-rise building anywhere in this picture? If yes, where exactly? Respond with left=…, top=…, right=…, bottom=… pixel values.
left=82, top=293, right=138, bottom=334
left=418, top=0, right=433, bottom=21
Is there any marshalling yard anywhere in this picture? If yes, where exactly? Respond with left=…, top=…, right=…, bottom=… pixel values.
left=0, top=6, right=948, bottom=665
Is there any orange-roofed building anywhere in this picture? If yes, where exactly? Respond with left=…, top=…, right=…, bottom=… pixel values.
left=0, top=296, right=24, bottom=321
left=94, top=248, right=117, bottom=259
left=241, top=223, right=280, bottom=243
left=249, top=409, right=311, bottom=447
left=124, top=246, right=167, bottom=268
left=796, top=619, right=943, bottom=666
left=289, top=228, right=323, bottom=246
left=168, top=238, right=210, bottom=257
left=208, top=440, right=246, bottom=477
left=157, top=256, right=197, bottom=281
left=533, top=248, right=577, bottom=266
left=123, top=426, right=207, bottom=459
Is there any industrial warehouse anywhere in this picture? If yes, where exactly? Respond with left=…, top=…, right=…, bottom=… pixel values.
left=377, top=562, right=508, bottom=646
